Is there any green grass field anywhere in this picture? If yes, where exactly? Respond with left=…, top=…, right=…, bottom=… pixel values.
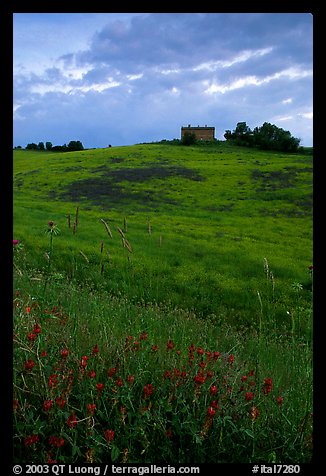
left=13, top=142, right=313, bottom=463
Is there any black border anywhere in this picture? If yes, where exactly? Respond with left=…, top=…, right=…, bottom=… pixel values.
left=4, top=1, right=322, bottom=472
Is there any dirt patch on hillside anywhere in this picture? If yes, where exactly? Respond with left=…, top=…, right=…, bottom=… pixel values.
left=252, top=166, right=312, bottom=216
left=252, top=167, right=312, bottom=192
left=57, top=164, right=204, bottom=210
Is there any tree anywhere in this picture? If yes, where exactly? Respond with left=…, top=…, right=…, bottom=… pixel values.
left=181, top=132, right=197, bottom=146
left=38, top=142, right=45, bottom=150
left=254, top=122, right=300, bottom=151
left=224, top=130, right=232, bottom=140
left=25, top=143, right=38, bottom=150
left=46, top=142, right=53, bottom=151
left=67, top=140, right=84, bottom=151
left=224, top=121, right=300, bottom=152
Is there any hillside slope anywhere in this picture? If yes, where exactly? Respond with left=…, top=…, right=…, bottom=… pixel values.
left=13, top=142, right=313, bottom=326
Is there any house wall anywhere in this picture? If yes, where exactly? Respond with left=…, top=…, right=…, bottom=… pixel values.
left=181, top=126, right=215, bottom=141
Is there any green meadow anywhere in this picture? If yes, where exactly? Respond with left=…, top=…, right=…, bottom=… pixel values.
left=13, top=142, right=313, bottom=463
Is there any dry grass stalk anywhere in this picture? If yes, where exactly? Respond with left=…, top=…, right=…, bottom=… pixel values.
left=75, top=207, right=79, bottom=227
left=117, top=226, right=126, bottom=239
left=100, top=218, right=113, bottom=238
left=79, top=250, right=89, bottom=263
left=123, top=238, right=133, bottom=253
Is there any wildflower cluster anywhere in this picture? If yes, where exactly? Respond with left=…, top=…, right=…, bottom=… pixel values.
left=13, top=293, right=286, bottom=464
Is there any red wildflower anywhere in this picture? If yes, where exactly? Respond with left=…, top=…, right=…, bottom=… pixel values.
left=245, top=392, right=254, bottom=402
left=127, top=375, right=135, bottom=386
left=174, top=368, right=181, bottom=378
left=24, top=434, right=39, bottom=446
left=104, top=429, right=115, bottom=443
left=207, top=406, right=216, bottom=418
left=107, top=367, right=116, bottom=377
left=61, top=348, right=69, bottom=359
left=228, top=354, right=234, bottom=365
left=164, top=370, right=171, bottom=379
left=151, top=345, right=158, bottom=352
left=249, top=369, right=255, bottom=376
left=88, top=370, right=96, bottom=379
left=96, top=382, right=104, bottom=392
left=263, top=377, right=273, bottom=394
left=67, top=412, right=78, bottom=428
left=26, top=307, right=31, bottom=314
left=167, top=339, right=174, bottom=350
left=197, top=347, right=204, bottom=356
left=276, top=396, right=284, bottom=406
left=43, top=399, right=53, bottom=412
left=41, top=350, right=47, bottom=357
left=80, top=355, right=89, bottom=368
left=166, top=429, right=173, bottom=438
left=49, top=436, right=64, bottom=447
left=206, top=351, right=213, bottom=360
left=27, top=332, right=37, bottom=342
left=55, top=396, right=66, bottom=409
left=116, top=378, right=123, bottom=387
left=48, top=374, right=58, bottom=388
left=194, top=371, right=206, bottom=385
left=206, top=370, right=214, bottom=379
left=33, top=324, right=41, bottom=334
left=87, top=403, right=96, bottom=415
left=92, top=344, right=99, bottom=355
left=241, top=375, right=248, bottom=382
left=210, top=385, right=218, bottom=396
left=213, top=351, right=220, bottom=360
left=13, top=239, right=20, bottom=246
left=211, top=399, right=219, bottom=409
left=24, top=359, right=35, bottom=371
left=140, top=331, right=148, bottom=340
left=143, top=383, right=153, bottom=398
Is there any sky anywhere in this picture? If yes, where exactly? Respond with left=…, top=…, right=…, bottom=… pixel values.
left=13, top=12, right=313, bottom=148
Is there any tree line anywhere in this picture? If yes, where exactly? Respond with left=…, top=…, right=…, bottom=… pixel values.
left=15, top=140, right=84, bottom=152
left=224, top=122, right=300, bottom=152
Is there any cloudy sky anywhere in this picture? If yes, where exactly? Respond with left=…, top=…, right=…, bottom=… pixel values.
left=13, top=12, right=313, bottom=148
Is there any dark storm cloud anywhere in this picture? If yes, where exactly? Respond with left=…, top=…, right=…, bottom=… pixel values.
left=13, top=13, right=313, bottom=147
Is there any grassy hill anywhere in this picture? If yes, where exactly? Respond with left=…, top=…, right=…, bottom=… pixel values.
left=14, top=142, right=312, bottom=325
left=13, top=142, right=313, bottom=463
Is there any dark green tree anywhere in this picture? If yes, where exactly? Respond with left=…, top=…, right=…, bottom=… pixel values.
left=224, top=130, right=232, bottom=140
left=224, top=121, right=300, bottom=152
left=254, top=122, right=300, bottom=151
left=67, top=140, right=84, bottom=151
left=46, top=142, right=53, bottom=151
left=181, top=132, right=197, bottom=146
left=25, top=143, right=38, bottom=150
